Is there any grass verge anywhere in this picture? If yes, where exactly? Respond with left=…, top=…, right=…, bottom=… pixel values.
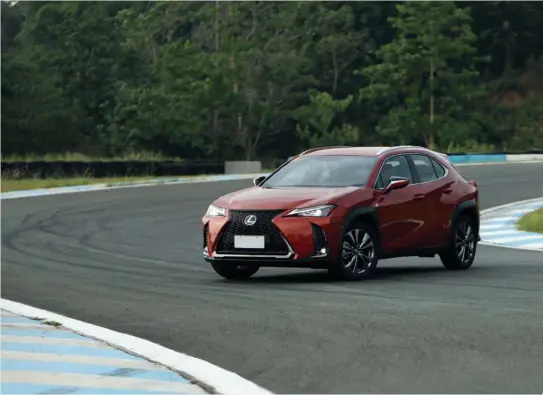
left=516, top=207, right=543, bottom=234
left=2, top=152, right=183, bottom=162
left=0, top=175, right=211, bottom=192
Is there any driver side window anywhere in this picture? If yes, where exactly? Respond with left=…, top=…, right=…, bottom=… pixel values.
left=375, top=155, right=414, bottom=189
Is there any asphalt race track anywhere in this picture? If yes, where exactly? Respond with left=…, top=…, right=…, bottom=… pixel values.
left=2, top=162, right=543, bottom=394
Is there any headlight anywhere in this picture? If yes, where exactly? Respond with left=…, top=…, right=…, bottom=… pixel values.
left=205, top=204, right=226, bottom=217
left=285, top=204, right=336, bottom=217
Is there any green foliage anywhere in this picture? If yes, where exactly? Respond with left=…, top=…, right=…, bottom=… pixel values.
left=510, top=95, right=543, bottom=150
left=294, top=91, right=358, bottom=147
left=360, top=2, right=488, bottom=149
left=2, top=0, right=543, bottom=160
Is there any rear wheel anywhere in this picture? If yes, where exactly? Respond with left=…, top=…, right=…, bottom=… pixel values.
left=328, top=222, right=379, bottom=281
left=439, top=214, right=477, bottom=270
left=211, top=262, right=259, bottom=280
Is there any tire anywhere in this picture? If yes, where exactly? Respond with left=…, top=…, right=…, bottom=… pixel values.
left=210, top=262, right=260, bottom=280
left=328, top=221, right=379, bottom=281
left=439, top=213, right=477, bottom=270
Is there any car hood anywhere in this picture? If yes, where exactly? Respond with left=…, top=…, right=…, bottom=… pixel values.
left=214, top=186, right=362, bottom=210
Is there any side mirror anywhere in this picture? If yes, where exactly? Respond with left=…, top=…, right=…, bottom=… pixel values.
left=383, top=176, right=409, bottom=194
left=253, top=175, right=266, bottom=186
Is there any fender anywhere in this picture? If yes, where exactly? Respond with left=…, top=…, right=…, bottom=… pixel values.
left=450, top=199, right=480, bottom=241
left=339, top=205, right=381, bottom=256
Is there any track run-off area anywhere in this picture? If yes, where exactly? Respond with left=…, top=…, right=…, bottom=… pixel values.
left=2, top=161, right=543, bottom=394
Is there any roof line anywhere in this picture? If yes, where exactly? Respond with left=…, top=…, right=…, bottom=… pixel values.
left=377, top=145, right=425, bottom=155
left=299, top=146, right=353, bottom=156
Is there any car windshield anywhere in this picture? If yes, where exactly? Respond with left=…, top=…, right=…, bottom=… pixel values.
left=261, top=155, right=377, bottom=188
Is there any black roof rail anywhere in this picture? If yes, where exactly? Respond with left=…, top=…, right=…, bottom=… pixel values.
left=376, top=145, right=424, bottom=155
left=299, top=146, right=353, bottom=156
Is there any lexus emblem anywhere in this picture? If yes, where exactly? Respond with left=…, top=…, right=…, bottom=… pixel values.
left=244, top=215, right=257, bottom=226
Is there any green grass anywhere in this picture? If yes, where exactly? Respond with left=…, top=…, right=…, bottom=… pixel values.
left=2, top=152, right=184, bottom=162
left=1, top=152, right=272, bottom=192
left=516, top=207, right=543, bottom=234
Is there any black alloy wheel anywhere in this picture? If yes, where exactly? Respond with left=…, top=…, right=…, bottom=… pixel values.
left=440, top=214, right=477, bottom=270
left=329, top=222, right=379, bottom=280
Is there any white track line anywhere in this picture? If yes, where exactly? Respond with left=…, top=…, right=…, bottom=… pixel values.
left=510, top=208, right=540, bottom=214
left=488, top=234, right=543, bottom=244
left=0, top=298, right=273, bottom=395
left=518, top=242, right=543, bottom=249
left=483, top=216, right=519, bottom=222
left=478, top=241, right=543, bottom=252
left=480, top=230, right=521, bottom=236
left=480, top=224, right=509, bottom=230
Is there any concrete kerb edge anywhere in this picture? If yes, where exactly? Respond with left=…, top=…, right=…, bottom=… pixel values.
left=0, top=173, right=269, bottom=200
left=102, top=173, right=268, bottom=189
left=479, top=196, right=543, bottom=252
left=0, top=298, right=274, bottom=395
left=479, top=197, right=543, bottom=217
left=477, top=240, right=543, bottom=253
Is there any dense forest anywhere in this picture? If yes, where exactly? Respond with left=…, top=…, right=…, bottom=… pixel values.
left=2, top=1, right=543, bottom=161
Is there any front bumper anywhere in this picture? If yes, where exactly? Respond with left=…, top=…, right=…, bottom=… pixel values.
left=203, top=254, right=332, bottom=269
left=202, top=209, right=344, bottom=267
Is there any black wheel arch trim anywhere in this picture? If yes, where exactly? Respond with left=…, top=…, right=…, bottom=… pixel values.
left=451, top=199, right=480, bottom=239
left=340, top=206, right=381, bottom=256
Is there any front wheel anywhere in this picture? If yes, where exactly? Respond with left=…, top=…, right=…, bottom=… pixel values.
left=328, top=222, right=379, bottom=281
left=439, top=214, right=477, bottom=270
left=210, top=262, right=259, bottom=280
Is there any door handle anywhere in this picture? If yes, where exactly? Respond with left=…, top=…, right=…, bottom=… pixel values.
left=414, top=194, right=425, bottom=200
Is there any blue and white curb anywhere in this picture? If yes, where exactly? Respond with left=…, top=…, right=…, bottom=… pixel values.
left=447, top=153, right=543, bottom=164
left=0, top=309, right=207, bottom=394
left=0, top=299, right=273, bottom=395
left=479, top=197, right=543, bottom=251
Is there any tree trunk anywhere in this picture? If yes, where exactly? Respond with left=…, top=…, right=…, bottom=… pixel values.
left=429, top=54, right=435, bottom=149
left=332, top=49, right=339, bottom=94
left=213, top=0, right=220, bottom=154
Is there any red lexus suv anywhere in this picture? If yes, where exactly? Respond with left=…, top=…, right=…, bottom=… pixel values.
left=202, top=146, right=480, bottom=281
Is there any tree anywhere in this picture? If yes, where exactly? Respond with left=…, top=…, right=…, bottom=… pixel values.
left=359, top=1, right=487, bottom=149
left=293, top=91, right=358, bottom=148
left=2, top=0, right=543, bottom=159
left=15, top=1, right=132, bottom=155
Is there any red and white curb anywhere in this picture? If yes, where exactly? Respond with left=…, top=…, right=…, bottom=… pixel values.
left=479, top=197, right=543, bottom=251
left=0, top=299, right=273, bottom=395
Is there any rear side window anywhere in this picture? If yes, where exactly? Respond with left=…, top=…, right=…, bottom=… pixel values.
left=375, top=155, right=414, bottom=189
left=410, top=154, right=438, bottom=183
left=431, top=158, right=446, bottom=178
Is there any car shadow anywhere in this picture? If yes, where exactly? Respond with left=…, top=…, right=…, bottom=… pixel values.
left=245, top=264, right=462, bottom=284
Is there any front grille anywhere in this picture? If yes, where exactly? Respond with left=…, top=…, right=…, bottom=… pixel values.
left=215, top=210, right=290, bottom=255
